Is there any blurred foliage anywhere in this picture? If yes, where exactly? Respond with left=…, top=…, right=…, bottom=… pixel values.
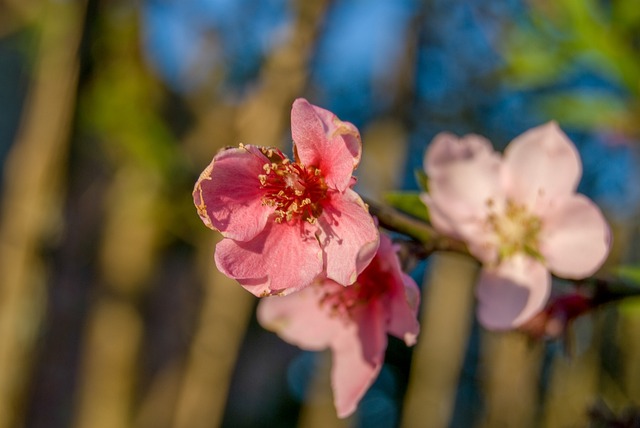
left=501, top=0, right=640, bottom=137
left=616, top=265, right=640, bottom=286
left=77, top=2, right=202, bottom=246
left=615, top=265, right=640, bottom=313
left=78, top=8, right=181, bottom=176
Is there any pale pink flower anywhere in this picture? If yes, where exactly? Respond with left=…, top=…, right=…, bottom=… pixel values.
left=421, top=122, right=611, bottom=330
left=257, top=233, right=420, bottom=418
left=193, top=98, right=379, bottom=297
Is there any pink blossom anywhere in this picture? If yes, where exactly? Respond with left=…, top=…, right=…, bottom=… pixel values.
left=257, top=233, right=420, bottom=418
left=193, top=98, right=379, bottom=297
left=421, top=122, right=611, bottom=330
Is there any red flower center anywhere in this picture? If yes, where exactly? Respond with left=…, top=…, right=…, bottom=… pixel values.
left=319, top=257, right=393, bottom=318
left=258, top=148, right=328, bottom=224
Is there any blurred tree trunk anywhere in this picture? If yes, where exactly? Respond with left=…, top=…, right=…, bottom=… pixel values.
left=0, top=1, right=85, bottom=427
left=540, top=348, right=599, bottom=428
left=73, top=165, right=164, bottom=428
left=620, top=313, right=640, bottom=404
left=169, top=232, right=255, bottom=428
left=616, top=224, right=640, bottom=407
left=479, top=331, right=543, bottom=428
left=401, top=253, right=477, bottom=428
left=71, top=4, right=168, bottom=428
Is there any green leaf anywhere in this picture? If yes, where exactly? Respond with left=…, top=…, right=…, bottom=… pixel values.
left=414, top=169, right=429, bottom=192
left=383, top=191, right=430, bottom=223
left=614, top=265, right=640, bottom=315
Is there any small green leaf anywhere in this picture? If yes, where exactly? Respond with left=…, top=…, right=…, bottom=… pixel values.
left=383, top=191, right=430, bottom=223
left=414, top=169, right=429, bottom=192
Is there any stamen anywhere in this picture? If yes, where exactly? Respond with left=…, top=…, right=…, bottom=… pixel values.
left=488, top=199, right=543, bottom=261
left=258, top=156, right=328, bottom=224
left=318, top=257, right=391, bottom=318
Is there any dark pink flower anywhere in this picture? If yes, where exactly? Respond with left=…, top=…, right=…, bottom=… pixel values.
left=193, top=99, right=379, bottom=296
left=257, top=233, right=420, bottom=418
left=421, top=123, right=611, bottom=330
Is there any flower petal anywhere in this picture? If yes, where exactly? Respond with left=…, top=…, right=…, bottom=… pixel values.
left=425, top=138, right=502, bottom=226
left=257, top=283, right=343, bottom=350
left=291, top=98, right=362, bottom=192
left=193, top=145, right=272, bottom=241
left=540, top=194, right=611, bottom=278
left=386, top=272, right=421, bottom=346
left=503, top=122, right=582, bottom=209
left=423, top=136, right=502, bottom=260
left=419, top=193, right=459, bottom=238
left=475, top=255, right=551, bottom=330
left=317, top=189, right=379, bottom=286
left=421, top=191, right=498, bottom=263
left=424, top=132, right=495, bottom=178
left=330, top=303, right=387, bottom=418
left=214, top=221, right=323, bottom=297
left=375, top=234, right=421, bottom=345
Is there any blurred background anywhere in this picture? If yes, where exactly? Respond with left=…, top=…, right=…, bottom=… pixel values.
left=1, top=0, right=639, bottom=427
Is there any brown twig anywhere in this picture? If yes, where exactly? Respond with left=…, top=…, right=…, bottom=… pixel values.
left=363, top=196, right=469, bottom=255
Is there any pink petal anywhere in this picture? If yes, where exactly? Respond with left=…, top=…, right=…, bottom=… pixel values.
left=375, top=234, right=420, bottom=345
left=503, top=122, right=582, bottom=209
left=422, top=191, right=498, bottom=263
left=423, top=140, right=503, bottom=261
left=419, top=193, right=459, bottom=238
left=214, top=220, right=323, bottom=297
left=193, top=145, right=272, bottom=241
left=461, top=226, right=500, bottom=265
left=426, top=143, right=502, bottom=226
left=330, top=303, right=387, bottom=418
left=476, top=255, right=551, bottom=330
left=540, top=194, right=611, bottom=278
left=424, top=132, right=495, bottom=178
left=256, top=283, right=344, bottom=350
left=386, top=272, right=421, bottom=346
left=317, top=189, right=380, bottom=286
left=291, top=98, right=362, bottom=192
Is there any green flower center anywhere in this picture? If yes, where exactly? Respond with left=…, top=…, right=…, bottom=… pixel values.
left=487, top=199, right=543, bottom=261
